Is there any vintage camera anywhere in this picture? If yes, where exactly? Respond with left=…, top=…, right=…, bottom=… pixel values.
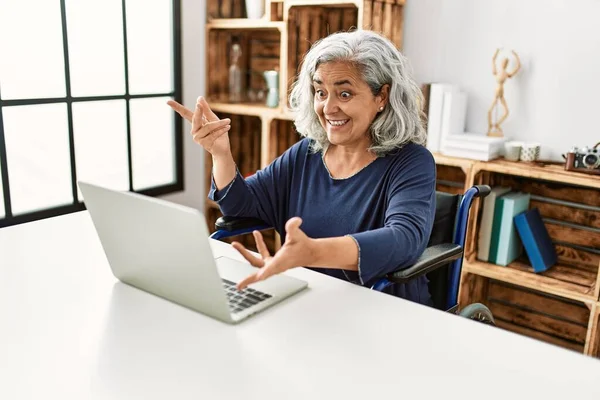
left=564, top=143, right=600, bottom=175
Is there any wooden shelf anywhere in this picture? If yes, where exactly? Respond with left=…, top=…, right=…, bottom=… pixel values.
left=209, top=102, right=278, bottom=117
left=206, top=19, right=285, bottom=30
left=463, top=259, right=597, bottom=304
left=474, top=158, right=600, bottom=189
left=432, top=152, right=477, bottom=173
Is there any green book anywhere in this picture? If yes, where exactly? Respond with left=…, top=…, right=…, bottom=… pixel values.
left=488, top=194, right=507, bottom=263
left=491, top=192, right=531, bottom=266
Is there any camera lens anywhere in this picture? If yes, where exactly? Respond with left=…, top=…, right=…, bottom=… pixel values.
left=583, top=153, right=599, bottom=168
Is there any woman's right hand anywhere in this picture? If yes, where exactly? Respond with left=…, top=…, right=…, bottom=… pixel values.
left=167, top=97, right=232, bottom=158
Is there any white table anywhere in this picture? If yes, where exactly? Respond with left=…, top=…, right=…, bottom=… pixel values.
left=1, top=211, right=600, bottom=399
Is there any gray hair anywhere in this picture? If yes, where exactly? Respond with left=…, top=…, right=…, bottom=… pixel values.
left=289, top=30, right=426, bottom=156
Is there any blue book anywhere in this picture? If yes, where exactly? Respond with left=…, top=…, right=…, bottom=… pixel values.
left=514, top=208, right=558, bottom=273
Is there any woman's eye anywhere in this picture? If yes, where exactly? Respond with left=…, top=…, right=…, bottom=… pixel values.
left=340, top=91, right=352, bottom=99
left=315, top=90, right=326, bottom=99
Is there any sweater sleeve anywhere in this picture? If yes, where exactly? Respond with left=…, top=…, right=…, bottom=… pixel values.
left=207, top=140, right=302, bottom=231
left=349, top=147, right=436, bottom=285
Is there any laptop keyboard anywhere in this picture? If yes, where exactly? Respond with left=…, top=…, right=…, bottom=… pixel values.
left=221, top=279, right=272, bottom=314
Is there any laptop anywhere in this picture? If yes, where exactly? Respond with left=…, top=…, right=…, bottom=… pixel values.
left=78, top=181, right=308, bottom=324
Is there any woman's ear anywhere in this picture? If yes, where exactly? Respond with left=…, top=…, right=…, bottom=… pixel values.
left=377, top=84, right=390, bottom=108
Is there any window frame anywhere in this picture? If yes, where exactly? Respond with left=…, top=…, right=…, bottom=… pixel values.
left=0, top=0, right=183, bottom=228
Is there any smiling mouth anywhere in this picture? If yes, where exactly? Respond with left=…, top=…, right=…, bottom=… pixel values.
left=327, top=119, right=349, bottom=127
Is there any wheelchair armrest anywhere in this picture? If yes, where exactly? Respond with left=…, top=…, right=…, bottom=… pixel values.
left=387, top=243, right=463, bottom=284
left=215, top=216, right=270, bottom=232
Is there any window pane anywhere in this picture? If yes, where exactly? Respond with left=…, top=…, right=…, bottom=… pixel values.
left=3, top=104, right=73, bottom=215
left=73, top=100, right=129, bottom=200
left=130, top=97, right=175, bottom=191
left=0, top=0, right=66, bottom=99
left=126, top=0, right=174, bottom=94
left=65, top=0, right=125, bottom=97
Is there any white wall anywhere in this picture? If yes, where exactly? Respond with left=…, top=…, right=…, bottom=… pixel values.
left=161, top=0, right=206, bottom=208
left=403, top=0, right=600, bottom=161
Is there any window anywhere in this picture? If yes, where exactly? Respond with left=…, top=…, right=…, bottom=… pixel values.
left=0, top=0, right=182, bottom=228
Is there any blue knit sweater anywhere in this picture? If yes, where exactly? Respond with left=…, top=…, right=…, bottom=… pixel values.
left=209, top=138, right=436, bottom=305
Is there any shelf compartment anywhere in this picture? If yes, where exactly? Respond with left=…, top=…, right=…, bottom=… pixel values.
left=268, top=119, right=301, bottom=163
left=486, top=280, right=589, bottom=353
left=463, top=259, right=597, bottom=303
left=435, top=165, right=468, bottom=195
left=203, top=114, right=262, bottom=200
left=207, top=29, right=281, bottom=105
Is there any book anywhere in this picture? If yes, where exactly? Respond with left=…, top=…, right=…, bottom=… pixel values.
left=440, top=91, right=468, bottom=144
left=426, top=83, right=458, bottom=152
left=490, top=192, right=531, bottom=266
left=477, top=186, right=511, bottom=262
left=514, top=208, right=558, bottom=273
left=439, top=146, right=501, bottom=161
left=442, top=133, right=506, bottom=152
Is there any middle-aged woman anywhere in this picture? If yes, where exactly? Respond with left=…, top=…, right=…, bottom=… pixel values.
left=168, top=30, right=436, bottom=306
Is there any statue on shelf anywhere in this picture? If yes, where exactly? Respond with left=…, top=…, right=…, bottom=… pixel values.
left=487, top=48, right=521, bottom=137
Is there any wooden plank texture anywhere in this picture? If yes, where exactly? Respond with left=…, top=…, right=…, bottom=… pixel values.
left=362, top=0, right=372, bottom=30
left=436, top=165, right=466, bottom=184
left=488, top=281, right=590, bottom=326
left=495, top=319, right=584, bottom=353
left=382, top=2, right=393, bottom=39
left=488, top=302, right=588, bottom=344
left=458, top=272, right=489, bottom=307
left=391, top=4, right=403, bottom=48
left=372, top=1, right=383, bottom=32
left=327, top=8, right=343, bottom=34
left=531, top=199, right=600, bottom=230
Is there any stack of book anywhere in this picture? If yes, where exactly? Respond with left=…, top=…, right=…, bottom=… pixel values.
left=441, top=133, right=505, bottom=161
left=422, top=82, right=505, bottom=161
left=477, top=187, right=558, bottom=272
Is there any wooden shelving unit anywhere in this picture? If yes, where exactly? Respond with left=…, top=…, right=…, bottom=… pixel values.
left=204, top=0, right=406, bottom=253
left=454, top=157, right=600, bottom=357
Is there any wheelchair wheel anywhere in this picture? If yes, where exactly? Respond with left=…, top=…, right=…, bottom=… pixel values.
left=459, top=303, right=496, bottom=326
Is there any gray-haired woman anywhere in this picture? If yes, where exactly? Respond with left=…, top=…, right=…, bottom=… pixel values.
left=168, top=30, right=436, bottom=305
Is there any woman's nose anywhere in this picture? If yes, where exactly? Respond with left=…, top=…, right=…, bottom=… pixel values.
left=323, top=96, right=339, bottom=114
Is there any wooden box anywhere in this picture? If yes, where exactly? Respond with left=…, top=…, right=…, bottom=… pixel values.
left=459, top=160, right=600, bottom=356
left=207, top=28, right=281, bottom=104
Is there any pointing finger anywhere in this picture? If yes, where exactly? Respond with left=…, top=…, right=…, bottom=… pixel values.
left=167, top=100, right=193, bottom=122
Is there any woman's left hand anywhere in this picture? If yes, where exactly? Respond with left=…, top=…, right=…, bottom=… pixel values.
left=233, top=217, right=315, bottom=290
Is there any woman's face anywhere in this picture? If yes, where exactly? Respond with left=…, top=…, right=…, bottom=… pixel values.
left=313, top=61, right=388, bottom=148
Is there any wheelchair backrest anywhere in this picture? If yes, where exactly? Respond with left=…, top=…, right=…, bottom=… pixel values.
left=426, top=191, right=460, bottom=310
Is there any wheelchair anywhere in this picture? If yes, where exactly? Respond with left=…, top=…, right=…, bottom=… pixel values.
left=210, top=185, right=495, bottom=325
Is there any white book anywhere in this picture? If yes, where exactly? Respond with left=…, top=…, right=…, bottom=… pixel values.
left=477, top=186, right=512, bottom=262
left=443, top=138, right=505, bottom=152
left=440, top=91, right=467, bottom=144
left=440, top=146, right=501, bottom=161
left=426, top=83, right=458, bottom=153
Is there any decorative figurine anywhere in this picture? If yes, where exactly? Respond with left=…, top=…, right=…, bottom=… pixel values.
left=487, top=48, right=521, bottom=137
